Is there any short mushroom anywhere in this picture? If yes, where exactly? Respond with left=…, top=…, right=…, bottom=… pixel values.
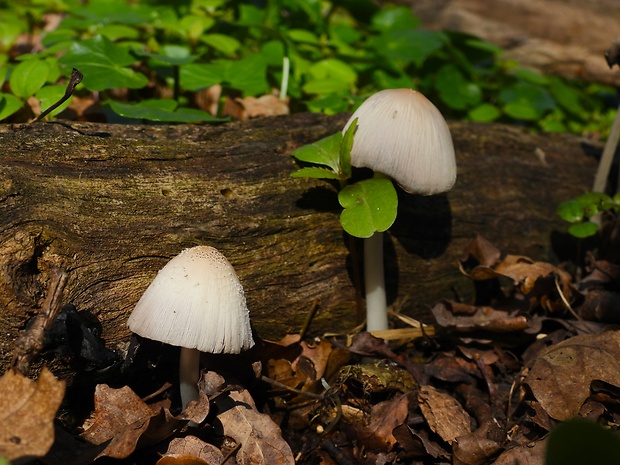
left=127, top=246, right=254, bottom=409
left=342, top=88, right=457, bottom=331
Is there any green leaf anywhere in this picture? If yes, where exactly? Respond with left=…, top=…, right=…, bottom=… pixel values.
left=338, top=178, right=398, bottom=238
left=435, top=64, right=481, bottom=110
left=340, top=118, right=356, bottom=179
left=371, top=6, right=420, bottom=32
left=468, top=103, right=501, bottom=122
left=10, top=59, right=50, bottom=99
left=0, top=93, right=23, bottom=121
left=549, top=77, right=585, bottom=116
left=202, top=34, right=241, bottom=56
left=369, top=29, right=445, bottom=67
left=291, top=131, right=342, bottom=174
left=107, top=99, right=228, bottom=123
left=303, top=78, right=351, bottom=95
left=180, top=62, right=224, bottom=91
left=557, top=199, right=586, bottom=223
left=58, top=35, right=148, bottom=91
left=290, top=167, right=341, bottom=180
left=567, top=222, right=599, bottom=238
left=499, top=83, right=555, bottom=120
left=546, top=418, right=620, bottom=465
left=307, top=58, right=357, bottom=85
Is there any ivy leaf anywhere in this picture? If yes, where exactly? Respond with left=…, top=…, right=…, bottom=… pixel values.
left=338, top=178, right=398, bottom=238
left=291, top=131, right=342, bottom=174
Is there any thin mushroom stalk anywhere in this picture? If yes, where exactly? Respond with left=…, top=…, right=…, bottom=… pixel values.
left=179, top=347, right=201, bottom=408
left=364, top=231, right=388, bottom=331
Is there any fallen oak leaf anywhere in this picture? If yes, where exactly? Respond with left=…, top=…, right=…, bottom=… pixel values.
left=215, top=387, right=294, bottom=465
left=0, top=368, right=65, bottom=462
left=524, top=330, right=620, bottom=421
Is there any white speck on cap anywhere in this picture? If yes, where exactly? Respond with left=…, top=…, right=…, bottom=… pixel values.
left=127, top=246, right=254, bottom=354
left=343, top=88, right=456, bottom=195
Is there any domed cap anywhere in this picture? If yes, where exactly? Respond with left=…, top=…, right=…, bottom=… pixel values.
left=343, top=88, right=456, bottom=195
left=127, top=246, right=254, bottom=354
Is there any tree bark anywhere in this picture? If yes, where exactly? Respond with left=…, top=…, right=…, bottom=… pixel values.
left=0, top=114, right=599, bottom=373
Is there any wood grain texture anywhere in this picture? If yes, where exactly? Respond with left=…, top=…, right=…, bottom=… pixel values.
left=0, top=114, right=599, bottom=373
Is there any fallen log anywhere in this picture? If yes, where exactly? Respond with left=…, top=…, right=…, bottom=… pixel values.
left=0, top=114, right=598, bottom=373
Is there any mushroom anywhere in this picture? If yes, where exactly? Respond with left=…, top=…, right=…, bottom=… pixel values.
left=127, top=246, right=254, bottom=409
left=342, top=88, right=457, bottom=331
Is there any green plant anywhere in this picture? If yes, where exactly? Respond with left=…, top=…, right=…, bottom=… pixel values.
left=546, top=418, right=620, bottom=465
left=0, top=0, right=614, bottom=130
left=291, top=119, right=399, bottom=239
left=556, top=192, right=620, bottom=238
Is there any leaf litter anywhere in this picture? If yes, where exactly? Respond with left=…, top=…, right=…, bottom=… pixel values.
left=5, top=233, right=620, bottom=464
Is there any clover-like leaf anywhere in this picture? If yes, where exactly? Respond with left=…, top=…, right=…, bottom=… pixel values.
left=567, top=221, right=599, bottom=238
left=338, top=178, right=398, bottom=238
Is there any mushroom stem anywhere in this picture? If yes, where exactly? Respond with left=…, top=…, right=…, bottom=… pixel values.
left=364, top=231, right=388, bottom=331
left=179, top=347, right=201, bottom=409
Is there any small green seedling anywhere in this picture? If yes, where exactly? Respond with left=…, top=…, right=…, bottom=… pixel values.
left=291, top=118, right=399, bottom=239
left=557, top=192, right=620, bottom=238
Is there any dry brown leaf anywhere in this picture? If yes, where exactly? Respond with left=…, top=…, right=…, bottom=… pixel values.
left=524, top=330, right=620, bottom=421
left=223, top=95, right=289, bottom=120
left=419, top=385, right=472, bottom=444
left=462, top=254, right=573, bottom=312
left=216, top=388, right=294, bottom=465
left=491, top=437, right=547, bottom=465
left=294, top=339, right=333, bottom=381
left=459, top=234, right=502, bottom=269
left=0, top=368, right=65, bottom=462
left=354, top=394, right=409, bottom=451
left=452, top=419, right=503, bottom=465
left=157, top=436, right=223, bottom=465
left=81, top=383, right=210, bottom=459
left=432, top=301, right=531, bottom=334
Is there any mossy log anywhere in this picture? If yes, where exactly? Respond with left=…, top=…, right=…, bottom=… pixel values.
left=0, top=114, right=598, bottom=373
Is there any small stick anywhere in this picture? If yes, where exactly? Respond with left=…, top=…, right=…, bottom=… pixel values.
left=31, top=68, right=83, bottom=123
left=11, top=268, right=69, bottom=374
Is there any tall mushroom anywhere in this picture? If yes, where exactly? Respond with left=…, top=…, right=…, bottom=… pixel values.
left=127, top=246, right=254, bottom=409
left=342, top=88, right=456, bottom=331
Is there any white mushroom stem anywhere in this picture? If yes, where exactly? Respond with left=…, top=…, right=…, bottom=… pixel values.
left=364, top=231, right=389, bottom=331
left=179, top=347, right=200, bottom=409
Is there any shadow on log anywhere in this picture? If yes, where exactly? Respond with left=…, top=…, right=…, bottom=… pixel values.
left=0, top=114, right=599, bottom=373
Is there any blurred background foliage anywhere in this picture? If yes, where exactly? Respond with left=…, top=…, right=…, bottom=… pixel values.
left=0, top=0, right=616, bottom=131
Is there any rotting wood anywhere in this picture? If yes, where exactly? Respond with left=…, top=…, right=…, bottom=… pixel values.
left=0, top=114, right=599, bottom=374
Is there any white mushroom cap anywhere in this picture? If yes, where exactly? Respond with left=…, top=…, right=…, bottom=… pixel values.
left=127, top=246, right=254, bottom=354
left=343, top=88, right=456, bottom=195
